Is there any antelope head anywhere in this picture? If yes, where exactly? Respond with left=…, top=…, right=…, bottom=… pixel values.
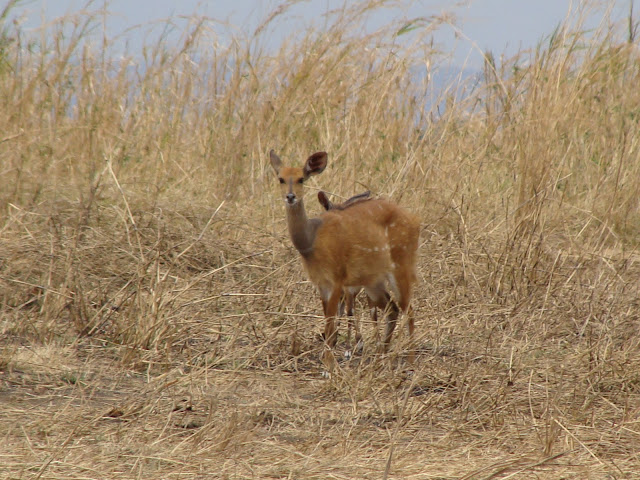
left=269, top=150, right=327, bottom=207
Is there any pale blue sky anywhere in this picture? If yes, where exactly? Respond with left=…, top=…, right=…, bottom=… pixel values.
left=11, top=1, right=637, bottom=68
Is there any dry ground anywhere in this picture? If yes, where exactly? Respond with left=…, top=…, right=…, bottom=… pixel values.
left=2, top=207, right=640, bottom=479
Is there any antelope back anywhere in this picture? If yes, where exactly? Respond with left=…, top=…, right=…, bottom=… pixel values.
left=318, top=191, right=372, bottom=211
left=309, top=198, right=418, bottom=291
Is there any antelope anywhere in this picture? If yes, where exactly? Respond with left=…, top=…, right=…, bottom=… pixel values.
left=269, top=150, right=419, bottom=362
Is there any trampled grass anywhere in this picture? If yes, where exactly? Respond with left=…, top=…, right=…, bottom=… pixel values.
left=2, top=1, right=640, bottom=478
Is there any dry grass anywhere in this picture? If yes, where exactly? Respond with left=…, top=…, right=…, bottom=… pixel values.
left=2, top=1, right=640, bottom=478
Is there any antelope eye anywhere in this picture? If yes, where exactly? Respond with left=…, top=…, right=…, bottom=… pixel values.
left=278, top=178, right=285, bottom=184
left=297, top=178, right=304, bottom=184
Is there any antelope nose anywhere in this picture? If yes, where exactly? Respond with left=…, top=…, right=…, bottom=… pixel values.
left=286, top=193, right=296, bottom=204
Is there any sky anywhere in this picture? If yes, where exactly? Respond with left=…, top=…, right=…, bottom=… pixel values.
left=10, top=1, right=638, bottom=69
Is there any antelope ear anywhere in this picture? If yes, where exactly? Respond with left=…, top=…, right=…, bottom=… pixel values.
left=303, top=151, right=327, bottom=178
left=318, top=191, right=333, bottom=211
left=269, top=150, right=282, bottom=175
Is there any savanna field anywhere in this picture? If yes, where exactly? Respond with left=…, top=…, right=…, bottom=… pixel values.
left=2, top=1, right=640, bottom=478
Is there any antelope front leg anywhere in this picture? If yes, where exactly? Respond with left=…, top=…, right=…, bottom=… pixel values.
left=323, top=287, right=342, bottom=348
left=320, top=287, right=342, bottom=371
left=344, top=290, right=361, bottom=348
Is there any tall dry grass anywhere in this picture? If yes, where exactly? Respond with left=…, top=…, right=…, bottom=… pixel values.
left=1, top=1, right=640, bottom=478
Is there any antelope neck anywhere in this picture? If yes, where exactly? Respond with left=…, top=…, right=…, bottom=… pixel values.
left=285, top=199, right=321, bottom=257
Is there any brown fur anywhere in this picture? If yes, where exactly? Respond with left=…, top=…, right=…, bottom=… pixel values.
left=317, top=190, right=377, bottom=346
